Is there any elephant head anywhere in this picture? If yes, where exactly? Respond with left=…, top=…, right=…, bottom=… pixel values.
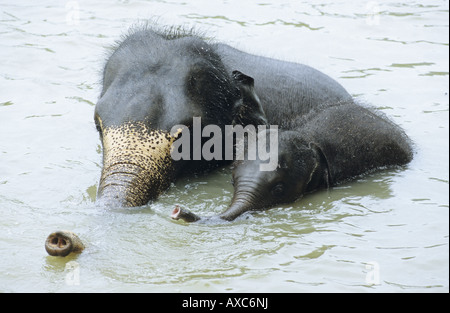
left=95, top=28, right=242, bottom=207
left=171, top=130, right=330, bottom=222
left=219, top=131, right=330, bottom=220
left=171, top=70, right=330, bottom=222
left=171, top=84, right=414, bottom=223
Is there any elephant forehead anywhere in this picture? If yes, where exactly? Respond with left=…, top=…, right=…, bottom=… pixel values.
left=103, top=122, right=174, bottom=153
left=100, top=122, right=183, bottom=172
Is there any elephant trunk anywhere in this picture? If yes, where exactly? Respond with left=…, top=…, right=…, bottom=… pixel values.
left=171, top=187, right=259, bottom=223
left=219, top=188, right=259, bottom=221
left=219, top=196, right=254, bottom=221
left=97, top=161, right=173, bottom=207
left=97, top=122, right=178, bottom=207
left=45, top=230, right=84, bottom=257
left=171, top=205, right=202, bottom=222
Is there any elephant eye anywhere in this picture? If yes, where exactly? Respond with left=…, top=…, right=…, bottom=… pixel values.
left=94, top=121, right=104, bottom=140
left=94, top=115, right=102, bottom=132
left=95, top=122, right=102, bottom=136
left=271, top=182, right=285, bottom=197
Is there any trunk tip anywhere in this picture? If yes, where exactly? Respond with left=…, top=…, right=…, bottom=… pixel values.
left=171, top=205, right=182, bottom=220
left=45, top=230, right=84, bottom=257
left=170, top=205, right=201, bottom=223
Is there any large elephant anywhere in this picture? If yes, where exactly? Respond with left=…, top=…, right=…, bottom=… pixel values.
left=171, top=74, right=414, bottom=222
left=46, top=25, right=353, bottom=256
left=94, top=26, right=243, bottom=207
left=94, top=25, right=352, bottom=207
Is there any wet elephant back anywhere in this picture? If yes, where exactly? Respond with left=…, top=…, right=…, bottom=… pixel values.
left=302, top=102, right=413, bottom=184
left=215, top=43, right=352, bottom=127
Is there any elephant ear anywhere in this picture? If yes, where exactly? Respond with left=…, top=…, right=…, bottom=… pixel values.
left=309, top=142, right=332, bottom=189
left=231, top=70, right=269, bottom=127
left=233, top=70, right=255, bottom=87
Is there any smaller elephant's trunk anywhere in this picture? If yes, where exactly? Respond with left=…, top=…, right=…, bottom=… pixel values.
left=171, top=205, right=201, bottom=222
left=218, top=200, right=252, bottom=221
left=171, top=193, right=256, bottom=223
left=45, top=231, right=84, bottom=257
left=218, top=185, right=262, bottom=221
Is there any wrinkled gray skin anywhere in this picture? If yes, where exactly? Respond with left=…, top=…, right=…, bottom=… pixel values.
left=94, top=24, right=352, bottom=208
left=216, top=44, right=352, bottom=126
left=45, top=230, right=85, bottom=257
left=94, top=27, right=244, bottom=207
left=172, top=74, right=414, bottom=222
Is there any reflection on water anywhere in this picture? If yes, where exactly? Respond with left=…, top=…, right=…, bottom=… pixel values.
left=0, top=0, right=448, bottom=292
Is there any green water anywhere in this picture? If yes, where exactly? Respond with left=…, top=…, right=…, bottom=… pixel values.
left=0, top=0, right=448, bottom=292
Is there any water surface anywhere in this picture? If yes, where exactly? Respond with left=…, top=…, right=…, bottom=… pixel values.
left=0, top=0, right=448, bottom=292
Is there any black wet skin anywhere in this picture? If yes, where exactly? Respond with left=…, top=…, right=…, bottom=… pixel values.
left=94, top=25, right=352, bottom=207
left=173, top=73, right=413, bottom=222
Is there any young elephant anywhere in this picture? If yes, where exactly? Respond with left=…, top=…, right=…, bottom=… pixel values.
left=171, top=73, right=414, bottom=223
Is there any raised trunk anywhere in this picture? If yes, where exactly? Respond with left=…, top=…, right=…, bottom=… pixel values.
left=97, top=122, right=177, bottom=207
